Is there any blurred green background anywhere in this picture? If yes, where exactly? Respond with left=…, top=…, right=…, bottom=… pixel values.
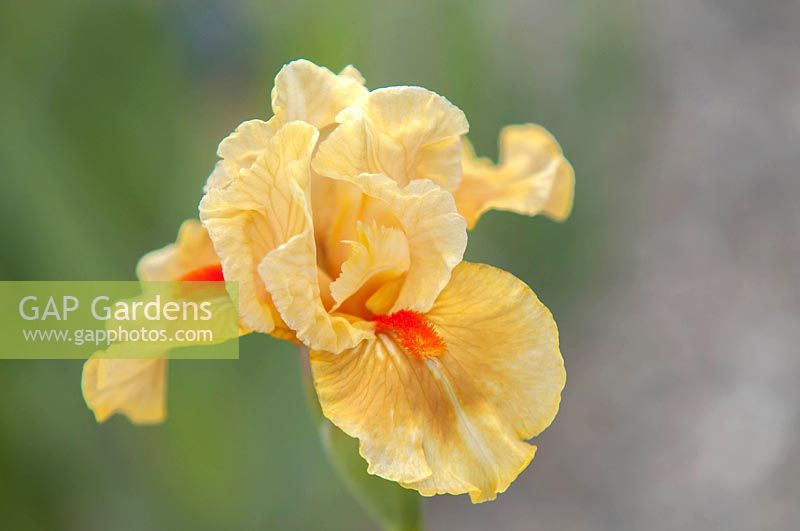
left=2, top=1, right=798, bottom=530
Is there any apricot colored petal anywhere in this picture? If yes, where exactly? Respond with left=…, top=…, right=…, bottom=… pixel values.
left=455, top=125, right=574, bottom=229
left=310, top=262, right=565, bottom=502
left=329, top=221, right=410, bottom=310
left=82, top=356, right=167, bottom=424
left=204, top=160, right=235, bottom=193
left=339, top=64, right=366, bottom=84
left=258, top=178, right=373, bottom=353
left=271, top=59, right=367, bottom=130
left=344, top=173, right=466, bottom=313
left=364, top=275, right=405, bottom=315
left=310, top=176, right=366, bottom=277
left=313, top=87, right=468, bottom=190
left=203, top=119, right=279, bottom=191
left=200, top=122, right=319, bottom=333
left=217, top=119, right=278, bottom=169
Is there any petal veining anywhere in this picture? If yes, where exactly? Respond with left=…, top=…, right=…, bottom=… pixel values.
left=455, top=124, right=574, bottom=229
left=271, top=59, right=367, bottom=130
left=310, top=262, right=565, bottom=502
left=205, top=118, right=279, bottom=192
left=258, top=177, right=374, bottom=353
left=200, top=122, right=319, bottom=333
left=335, top=173, right=467, bottom=314
left=313, top=87, right=469, bottom=190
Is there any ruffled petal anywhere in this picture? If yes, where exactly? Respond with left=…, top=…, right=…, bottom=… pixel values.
left=337, top=173, right=467, bottom=314
left=217, top=119, right=278, bottom=170
left=339, top=64, right=366, bottom=84
left=313, top=87, right=469, bottom=190
left=258, top=177, right=374, bottom=353
left=499, top=125, right=575, bottom=221
left=310, top=262, right=565, bottom=503
left=329, top=220, right=410, bottom=312
left=199, top=122, right=319, bottom=333
left=82, top=356, right=167, bottom=424
left=204, top=118, right=279, bottom=192
left=205, top=59, right=366, bottom=193
left=455, top=124, right=575, bottom=229
left=271, top=59, right=367, bottom=130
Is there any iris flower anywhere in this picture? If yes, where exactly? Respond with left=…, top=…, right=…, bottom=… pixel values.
left=81, top=220, right=224, bottom=423
left=83, top=60, right=574, bottom=503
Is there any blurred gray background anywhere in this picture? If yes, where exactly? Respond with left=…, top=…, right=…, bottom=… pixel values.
left=0, top=0, right=798, bottom=529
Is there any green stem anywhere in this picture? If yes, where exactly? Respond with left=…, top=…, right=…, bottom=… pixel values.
left=298, top=347, right=423, bottom=531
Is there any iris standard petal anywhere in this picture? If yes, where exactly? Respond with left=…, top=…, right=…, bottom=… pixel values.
left=204, top=118, right=279, bottom=192
left=271, top=59, right=367, bottom=130
left=313, top=86, right=469, bottom=190
left=205, top=59, right=366, bottom=192
left=334, top=173, right=467, bottom=314
left=200, top=122, right=319, bottom=333
left=258, top=177, right=374, bottom=353
left=454, top=124, right=575, bottom=229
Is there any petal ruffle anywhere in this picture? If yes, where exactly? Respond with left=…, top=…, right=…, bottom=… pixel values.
left=313, top=87, right=469, bottom=190
left=217, top=119, right=278, bottom=170
left=205, top=119, right=279, bottom=192
left=258, top=177, right=374, bottom=353
left=82, top=356, right=167, bottom=424
left=329, top=221, right=410, bottom=312
left=271, top=59, right=367, bottom=131
left=338, top=173, right=467, bottom=314
left=205, top=60, right=366, bottom=192
left=454, top=124, right=575, bottom=229
left=310, top=262, right=565, bottom=502
left=200, top=122, right=319, bottom=333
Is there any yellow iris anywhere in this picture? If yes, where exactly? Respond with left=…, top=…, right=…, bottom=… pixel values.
left=82, top=59, right=574, bottom=502
left=82, top=219, right=220, bottom=424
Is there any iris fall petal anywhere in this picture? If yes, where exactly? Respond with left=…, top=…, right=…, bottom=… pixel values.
left=310, top=262, right=565, bottom=502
